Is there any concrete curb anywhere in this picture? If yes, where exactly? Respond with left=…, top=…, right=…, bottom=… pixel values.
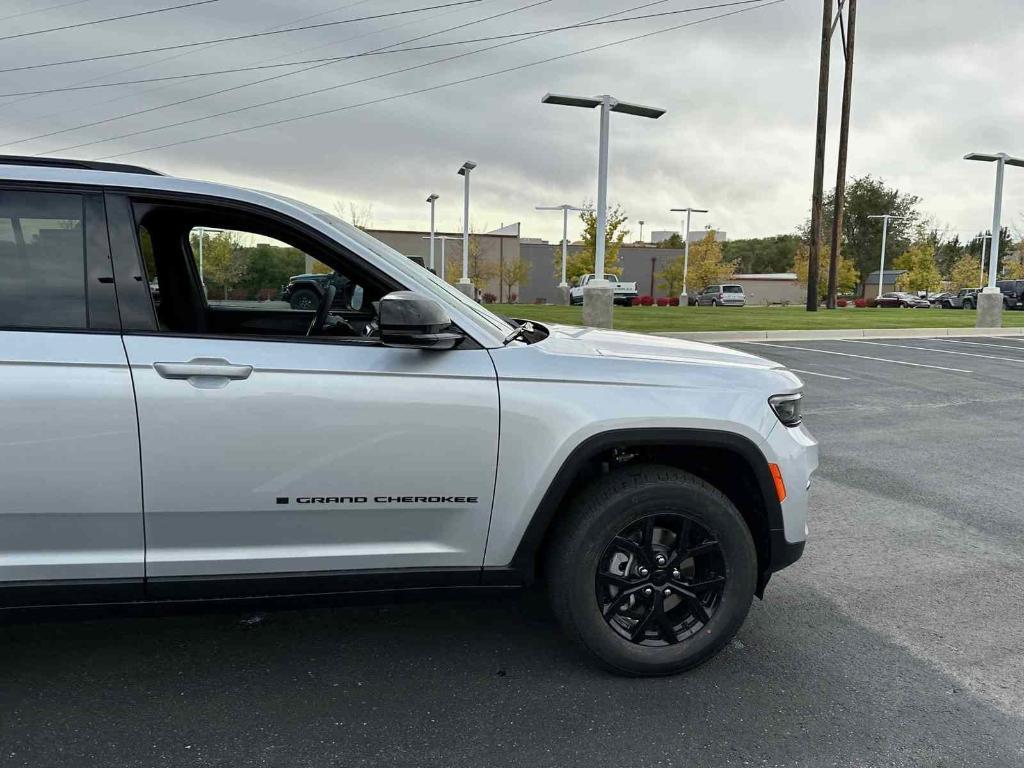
left=654, top=327, right=1024, bottom=342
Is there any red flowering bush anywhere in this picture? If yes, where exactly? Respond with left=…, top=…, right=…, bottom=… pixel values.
left=639, top=295, right=654, bottom=306
left=669, top=297, right=680, bottom=306
left=836, top=298, right=848, bottom=307
left=854, top=298, right=867, bottom=308
left=656, top=297, right=669, bottom=307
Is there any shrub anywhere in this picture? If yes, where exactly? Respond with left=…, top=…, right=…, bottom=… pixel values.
left=656, top=297, right=669, bottom=307
left=854, top=298, right=867, bottom=308
left=836, top=298, right=848, bottom=307
left=508, top=293, right=518, bottom=304
left=630, top=296, right=641, bottom=306
left=639, top=295, right=654, bottom=306
left=669, top=296, right=680, bottom=307
left=482, top=292, right=497, bottom=304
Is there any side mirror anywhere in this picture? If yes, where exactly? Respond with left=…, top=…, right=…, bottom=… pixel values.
left=378, top=291, right=464, bottom=350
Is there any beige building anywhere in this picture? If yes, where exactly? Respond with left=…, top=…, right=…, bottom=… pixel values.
left=729, top=273, right=803, bottom=306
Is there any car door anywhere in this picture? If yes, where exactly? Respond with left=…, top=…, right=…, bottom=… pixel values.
left=106, top=194, right=499, bottom=595
left=0, top=187, right=144, bottom=603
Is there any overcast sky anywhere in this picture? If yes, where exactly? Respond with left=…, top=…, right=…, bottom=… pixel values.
left=0, top=0, right=1021, bottom=244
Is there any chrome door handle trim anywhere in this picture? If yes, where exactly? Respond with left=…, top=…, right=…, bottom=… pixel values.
left=153, top=358, right=253, bottom=381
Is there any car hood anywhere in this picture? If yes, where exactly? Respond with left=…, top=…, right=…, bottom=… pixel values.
left=536, top=324, right=784, bottom=370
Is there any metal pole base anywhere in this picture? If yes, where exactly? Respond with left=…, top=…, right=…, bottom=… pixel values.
left=582, top=283, right=614, bottom=328
left=557, top=284, right=571, bottom=306
left=976, top=288, right=1004, bottom=328
left=455, top=281, right=475, bottom=300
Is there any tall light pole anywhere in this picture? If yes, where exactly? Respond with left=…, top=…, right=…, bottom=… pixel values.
left=423, top=234, right=456, bottom=282
left=542, top=92, right=665, bottom=328
left=867, top=214, right=908, bottom=301
left=456, top=161, right=476, bottom=299
left=965, top=152, right=1024, bottom=327
left=670, top=207, right=708, bottom=302
left=426, top=193, right=439, bottom=271
left=977, top=233, right=992, bottom=288
left=638, top=220, right=645, bottom=244
left=536, top=203, right=584, bottom=305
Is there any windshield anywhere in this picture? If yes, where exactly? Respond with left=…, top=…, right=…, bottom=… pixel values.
left=723, top=285, right=743, bottom=293
left=271, top=196, right=515, bottom=337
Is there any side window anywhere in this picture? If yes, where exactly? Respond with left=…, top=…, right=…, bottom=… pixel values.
left=134, top=204, right=385, bottom=341
left=0, top=190, right=86, bottom=330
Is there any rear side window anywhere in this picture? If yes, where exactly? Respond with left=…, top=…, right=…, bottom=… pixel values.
left=0, top=190, right=86, bottom=329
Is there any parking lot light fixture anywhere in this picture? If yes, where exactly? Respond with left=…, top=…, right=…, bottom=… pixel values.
left=456, top=162, right=476, bottom=298
left=965, top=152, right=1024, bottom=326
left=670, top=207, right=708, bottom=300
left=536, top=204, right=585, bottom=297
left=426, top=194, right=439, bottom=270
left=542, top=92, right=665, bottom=327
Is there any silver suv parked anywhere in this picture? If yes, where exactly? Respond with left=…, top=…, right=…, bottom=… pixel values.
left=0, top=157, right=816, bottom=675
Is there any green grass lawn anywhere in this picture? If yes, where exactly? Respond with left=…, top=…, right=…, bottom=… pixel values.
left=488, top=304, right=1024, bottom=333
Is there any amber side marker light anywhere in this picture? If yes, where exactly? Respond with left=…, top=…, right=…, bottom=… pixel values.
left=769, top=463, right=787, bottom=502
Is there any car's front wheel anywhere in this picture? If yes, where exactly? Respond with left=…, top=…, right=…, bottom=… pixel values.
left=289, top=288, right=319, bottom=310
left=546, top=464, right=757, bottom=676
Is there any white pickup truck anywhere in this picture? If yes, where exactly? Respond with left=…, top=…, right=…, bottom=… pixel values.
left=569, top=273, right=640, bottom=306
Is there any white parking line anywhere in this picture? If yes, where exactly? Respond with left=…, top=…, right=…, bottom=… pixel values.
left=737, top=342, right=973, bottom=372
left=839, top=339, right=1024, bottom=364
left=788, top=368, right=851, bottom=380
left=939, top=338, right=1024, bottom=351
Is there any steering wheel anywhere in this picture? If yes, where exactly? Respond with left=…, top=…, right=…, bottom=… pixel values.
left=306, top=283, right=337, bottom=337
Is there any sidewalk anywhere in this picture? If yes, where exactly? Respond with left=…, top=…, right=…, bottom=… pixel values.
left=654, top=327, right=1024, bottom=342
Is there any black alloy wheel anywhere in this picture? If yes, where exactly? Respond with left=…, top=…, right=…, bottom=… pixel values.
left=596, top=513, right=725, bottom=646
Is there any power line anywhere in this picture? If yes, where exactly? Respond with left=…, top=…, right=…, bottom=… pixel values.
left=42, top=0, right=673, bottom=155
left=100, top=0, right=785, bottom=160
left=0, top=0, right=487, bottom=73
left=0, top=0, right=224, bottom=43
left=16, top=0, right=554, bottom=151
left=0, top=1, right=772, bottom=99
left=0, top=0, right=99, bottom=24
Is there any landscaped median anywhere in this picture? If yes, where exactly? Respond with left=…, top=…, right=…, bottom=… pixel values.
left=490, top=304, right=1024, bottom=334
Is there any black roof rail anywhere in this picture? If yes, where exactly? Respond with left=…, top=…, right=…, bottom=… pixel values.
left=0, top=155, right=163, bottom=176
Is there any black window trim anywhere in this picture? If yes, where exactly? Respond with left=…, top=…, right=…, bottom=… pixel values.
left=103, top=189, right=481, bottom=351
left=0, top=181, right=117, bottom=334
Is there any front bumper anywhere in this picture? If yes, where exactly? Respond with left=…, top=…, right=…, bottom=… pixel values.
left=765, top=420, right=818, bottom=571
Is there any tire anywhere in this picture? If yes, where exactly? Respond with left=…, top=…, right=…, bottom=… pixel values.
left=545, top=464, right=757, bottom=676
left=963, top=300, right=974, bottom=310
left=289, top=288, right=318, bottom=311
left=942, top=301, right=952, bottom=309
left=711, top=299, right=718, bottom=307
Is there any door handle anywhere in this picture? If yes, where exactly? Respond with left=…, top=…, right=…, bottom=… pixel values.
left=153, top=358, right=253, bottom=388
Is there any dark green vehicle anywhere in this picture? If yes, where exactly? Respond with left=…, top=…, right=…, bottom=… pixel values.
left=281, top=272, right=363, bottom=310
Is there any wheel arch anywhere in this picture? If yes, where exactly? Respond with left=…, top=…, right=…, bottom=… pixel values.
left=504, top=428, right=786, bottom=596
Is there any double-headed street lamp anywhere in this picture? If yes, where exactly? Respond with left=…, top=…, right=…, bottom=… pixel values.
left=426, top=193, right=439, bottom=271
left=542, top=92, right=665, bottom=327
left=867, top=214, right=910, bottom=301
left=669, top=207, right=707, bottom=301
left=422, top=234, right=457, bottom=281
left=536, top=203, right=585, bottom=302
left=965, top=152, right=1024, bottom=327
left=456, top=161, right=476, bottom=298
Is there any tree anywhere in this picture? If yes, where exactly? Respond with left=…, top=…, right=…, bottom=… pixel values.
left=334, top=200, right=373, bottom=231
left=805, top=176, right=922, bottom=281
left=499, top=257, right=531, bottom=302
left=948, top=253, right=982, bottom=291
left=722, top=235, right=801, bottom=273
left=966, top=227, right=1015, bottom=277
left=686, top=231, right=733, bottom=291
left=445, top=232, right=495, bottom=290
left=565, top=205, right=629, bottom=283
left=191, top=230, right=248, bottom=299
left=656, top=232, right=685, bottom=249
left=1002, top=259, right=1024, bottom=280
left=656, top=257, right=687, bottom=296
left=893, top=243, right=942, bottom=293
left=793, top=243, right=857, bottom=303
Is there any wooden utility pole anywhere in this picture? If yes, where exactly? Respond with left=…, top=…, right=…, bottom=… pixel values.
left=807, top=0, right=833, bottom=311
left=827, top=0, right=858, bottom=309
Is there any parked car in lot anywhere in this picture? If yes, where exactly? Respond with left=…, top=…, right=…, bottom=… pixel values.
left=0, top=156, right=817, bottom=676
left=696, top=284, right=746, bottom=306
left=927, top=291, right=954, bottom=307
left=942, top=288, right=980, bottom=309
left=281, top=271, right=363, bottom=311
left=996, top=279, right=1024, bottom=309
left=569, top=273, right=639, bottom=306
left=872, top=292, right=930, bottom=308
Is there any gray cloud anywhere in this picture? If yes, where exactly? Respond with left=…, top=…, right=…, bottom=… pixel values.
left=1, top=0, right=1021, bottom=244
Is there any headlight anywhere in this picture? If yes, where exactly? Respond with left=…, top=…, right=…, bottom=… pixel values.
left=769, top=393, right=802, bottom=427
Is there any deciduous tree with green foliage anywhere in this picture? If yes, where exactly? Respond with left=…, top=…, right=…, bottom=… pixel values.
left=656, top=232, right=685, bottom=249
left=564, top=205, right=629, bottom=283
left=894, top=243, right=942, bottom=293
left=190, top=230, right=248, bottom=299
left=656, top=257, right=687, bottom=296
left=722, top=235, right=801, bottom=273
left=948, top=253, right=982, bottom=291
left=686, top=231, right=733, bottom=292
left=499, top=257, right=531, bottom=302
left=793, top=243, right=857, bottom=303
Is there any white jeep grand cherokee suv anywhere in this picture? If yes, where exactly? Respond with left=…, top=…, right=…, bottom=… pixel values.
left=0, top=156, right=816, bottom=676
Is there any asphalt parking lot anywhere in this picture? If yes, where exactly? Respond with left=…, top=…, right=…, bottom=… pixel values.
left=2, top=335, right=1024, bottom=768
